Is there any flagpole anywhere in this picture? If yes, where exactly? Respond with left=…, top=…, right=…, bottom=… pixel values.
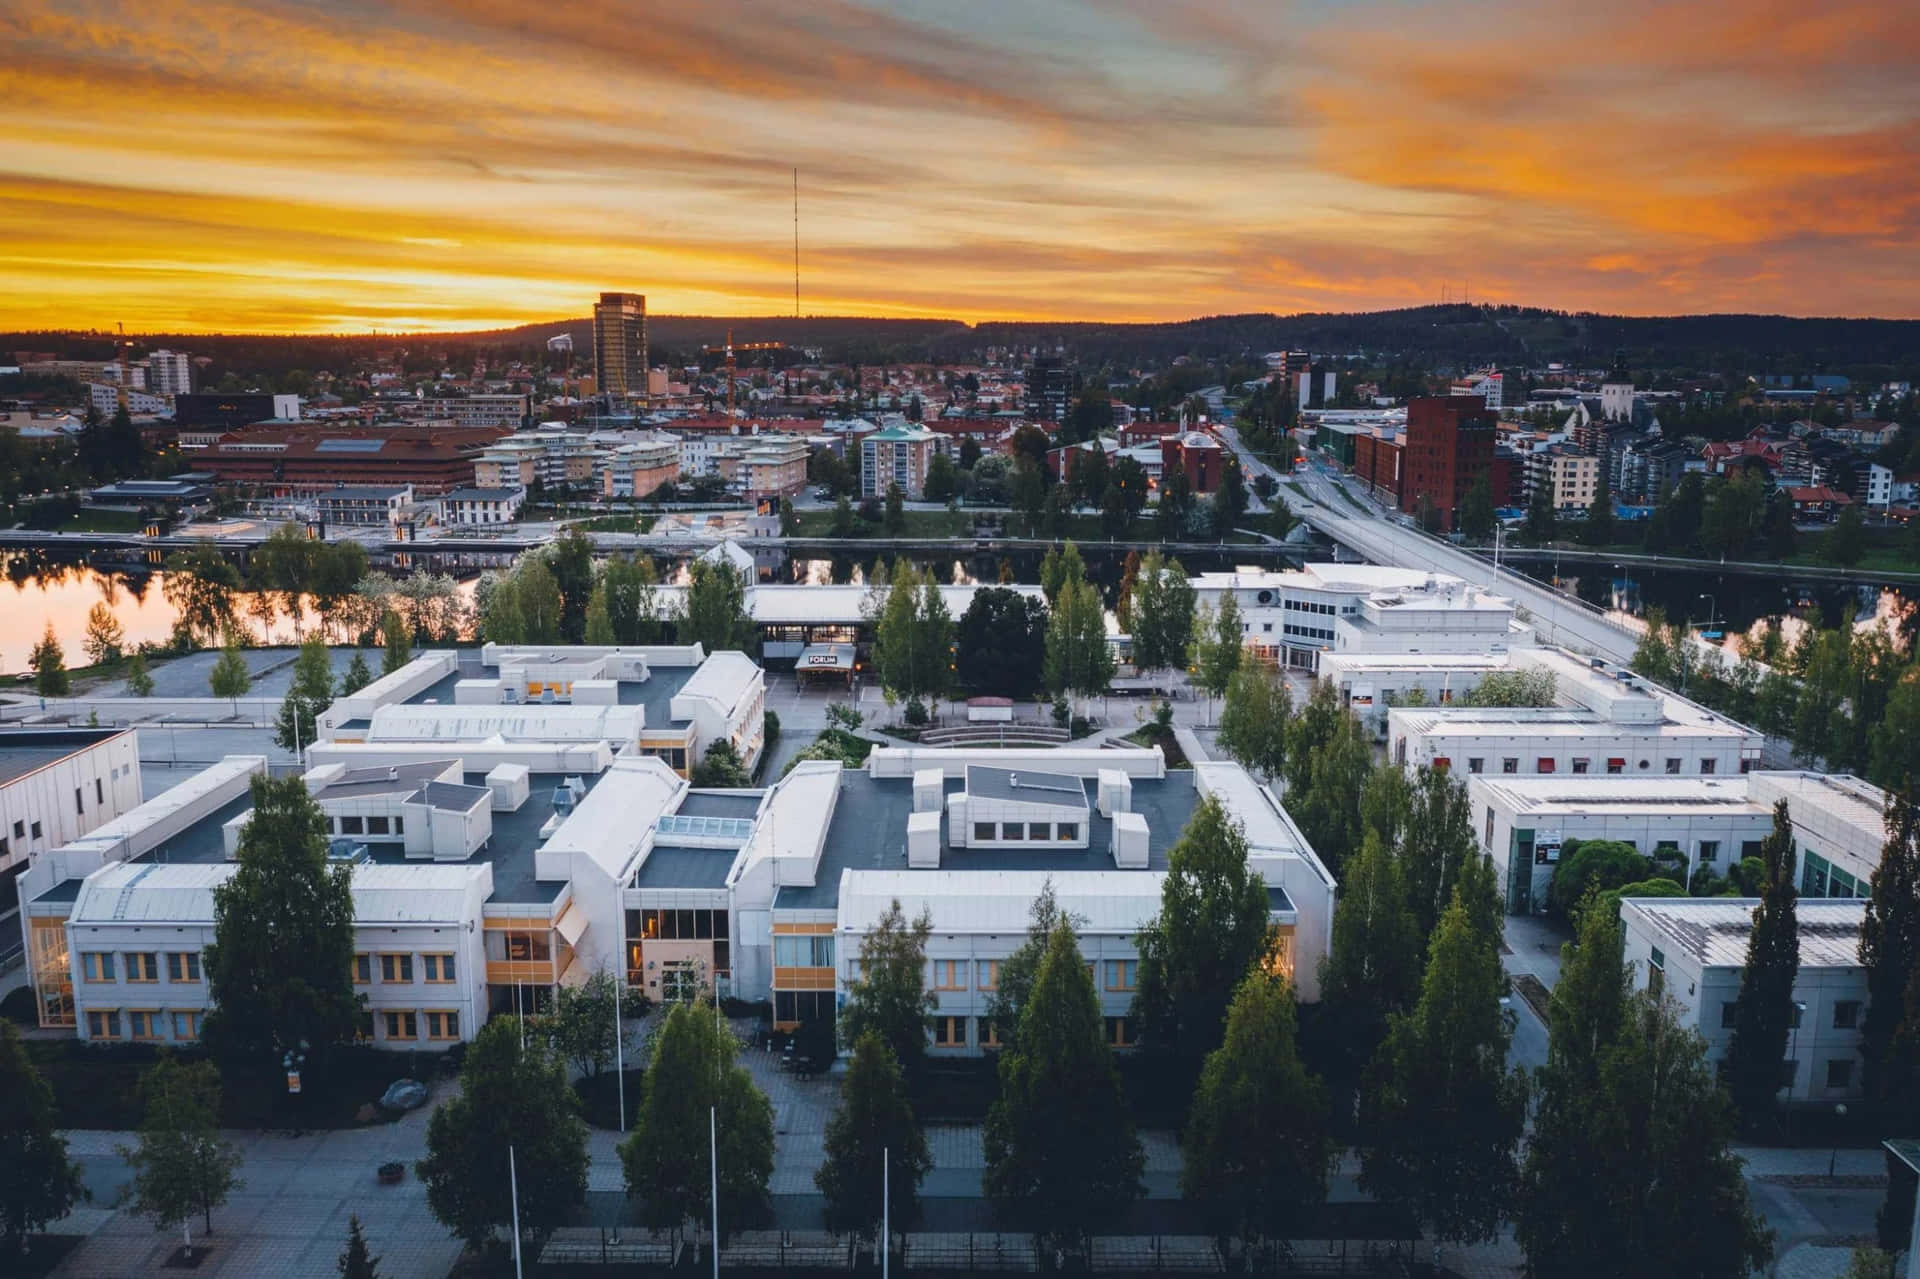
left=710, top=1105, right=721, bottom=1279
left=883, top=1145, right=890, bottom=1279
left=509, top=1144, right=524, bottom=1279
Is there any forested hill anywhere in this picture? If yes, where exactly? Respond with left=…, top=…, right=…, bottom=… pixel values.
left=10, top=305, right=1919, bottom=377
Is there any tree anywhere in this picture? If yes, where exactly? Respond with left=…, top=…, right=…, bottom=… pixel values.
left=681, top=557, right=756, bottom=654
left=1862, top=795, right=1920, bottom=1114
left=120, top=1056, right=242, bottom=1254
left=1458, top=668, right=1557, bottom=708
left=1827, top=503, right=1867, bottom=567
left=1192, top=594, right=1244, bottom=722
left=923, top=453, right=957, bottom=504
left=602, top=554, right=664, bottom=644
left=379, top=610, right=412, bottom=675
left=418, top=1018, right=589, bottom=1254
left=621, top=1002, right=774, bottom=1247
left=208, top=638, right=251, bottom=714
left=840, top=899, right=935, bottom=1084
left=516, top=555, right=564, bottom=644
left=871, top=561, right=953, bottom=713
left=1157, top=467, right=1193, bottom=538
left=1358, top=874, right=1526, bottom=1246
left=1518, top=907, right=1772, bottom=1278
left=1584, top=467, right=1615, bottom=545
left=1038, top=541, right=1086, bottom=607
left=1458, top=475, right=1496, bottom=542
left=1072, top=440, right=1110, bottom=510
left=691, top=739, right=750, bottom=787
left=1128, top=551, right=1195, bottom=693
left=0, top=1022, right=85, bottom=1257
left=1216, top=663, right=1290, bottom=780
left=831, top=496, right=857, bottom=539
left=546, top=969, right=632, bottom=1082
left=545, top=530, right=596, bottom=642
left=83, top=601, right=124, bottom=667
left=985, top=879, right=1074, bottom=1051
left=275, top=636, right=334, bottom=754
left=338, top=1215, right=381, bottom=1279
left=1282, top=682, right=1374, bottom=877
left=1317, top=830, right=1422, bottom=1079
left=1399, top=766, right=1480, bottom=942
left=1216, top=454, right=1249, bottom=529
left=954, top=587, right=1048, bottom=699
left=339, top=650, right=373, bottom=696
left=1546, top=839, right=1652, bottom=922
left=1043, top=576, right=1113, bottom=711
left=816, top=1032, right=931, bottom=1247
left=123, top=650, right=154, bottom=696
left=203, top=774, right=360, bottom=1063
left=28, top=623, right=68, bottom=697
left=983, top=919, right=1144, bottom=1254
left=1132, top=797, right=1274, bottom=1077
left=884, top=483, right=906, bottom=536
left=1525, top=474, right=1557, bottom=542
left=1725, top=799, right=1800, bottom=1124
left=1110, top=455, right=1149, bottom=523
left=163, top=545, right=241, bottom=648
left=1181, top=973, right=1331, bottom=1265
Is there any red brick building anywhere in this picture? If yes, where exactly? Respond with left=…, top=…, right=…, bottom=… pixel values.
left=1161, top=430, right=1225, bottom=495
left=1400, top=396, right=1495, bottom=531
left=1353, top=431, right=1404, bottom=501
left=203, top=424, right=511, bottom=497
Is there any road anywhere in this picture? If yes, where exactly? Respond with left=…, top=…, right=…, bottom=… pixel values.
left=1227, top=437, right=1648, bottom=667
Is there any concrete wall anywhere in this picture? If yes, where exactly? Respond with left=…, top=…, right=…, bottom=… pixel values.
left=0, top=731, right=140, bottom=879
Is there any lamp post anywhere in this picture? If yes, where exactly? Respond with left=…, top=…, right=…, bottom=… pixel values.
left=1699, top=593, right=1718, bottom=637
left=1830, top=1103, right=1849, bottom=1178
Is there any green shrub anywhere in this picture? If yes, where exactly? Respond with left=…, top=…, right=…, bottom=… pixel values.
left=1549, top=839, right=1653, bottom=920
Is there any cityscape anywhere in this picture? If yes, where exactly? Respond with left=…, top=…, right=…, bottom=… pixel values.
left=3, top=4, right=1920, bottom=1279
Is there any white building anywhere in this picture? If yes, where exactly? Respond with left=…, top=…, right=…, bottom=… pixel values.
left=0, top=729, right=142, bottom=886
left=87, top=383, right=169, bottom=417
left=439, top=394, right=529, bottom=429
left=147, top=350, right=193, bottom=397
left=315, top=484, right=412, bottom=528
left=1388, top=648, right=1763, bottom=781
left=439, top=487, right=525, bottom=527
left=1621, top=897, right=1868, bottom=1105
left=19, top=670, right=1337, bottom=1057
left=1190, top=564, right=1525, bottom=671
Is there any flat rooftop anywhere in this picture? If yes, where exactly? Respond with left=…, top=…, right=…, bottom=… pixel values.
left=1625, top=897, right=1867, bottom=969
left=0, top=728, right=125, bottom=787
left=1393, top=708, right=1752, bottom=739
left=772, top=769, right=1203, bottom=912
left=402, top=661, right=700, bottom=734
left=1471, top=776, right=1764, bottom=814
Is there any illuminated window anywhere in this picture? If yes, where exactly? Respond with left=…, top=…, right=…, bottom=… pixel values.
left=1056, top=823, right=1078, bottom=841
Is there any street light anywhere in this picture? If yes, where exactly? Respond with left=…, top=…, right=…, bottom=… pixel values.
left=1699, top=592, right=1718, bottom=637
left=1830, top=1103, right=1849, bottom=1178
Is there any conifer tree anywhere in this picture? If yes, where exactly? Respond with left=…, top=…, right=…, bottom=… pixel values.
left=1725, top=800, right=1800, bottom=1124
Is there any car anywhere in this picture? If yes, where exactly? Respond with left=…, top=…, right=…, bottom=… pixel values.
left=379, top=1078, right=429, bottom=1112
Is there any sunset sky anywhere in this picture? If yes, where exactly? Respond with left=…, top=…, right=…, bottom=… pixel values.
left=2, top=0, right=1916, bottom=333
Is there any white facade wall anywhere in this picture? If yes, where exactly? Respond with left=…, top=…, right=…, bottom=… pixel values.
left=0, top=732, right=141, bottom=879
left=1390, top=715, right=1756, bottom=780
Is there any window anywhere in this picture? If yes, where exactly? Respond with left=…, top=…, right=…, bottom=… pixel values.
left=1056, top=823, right=1077, bottom=841
left=87, top=1010, right=121, bottom=1040
left=383, top=1011, right=417, bottom=1041
left=1698, top=840, right=1720, bottom=865
left=1001, top=822, right=1023, bottom=841
left=932, top=960, right=965, bottom=991
left=1665, top=758, right=1682, bottom=774
left=172, top=1011, right=202, bottom=1040
left=128, top=1010, right=160, bottom=1041
left=1827, top=1059, right=1854, bottom=1090
left=978, top=959, right=1000, bottom=990
left=166, top=952, right=202, bottom=983
left=1741, top=840, right=1764, bottom=859
left=425, top=1011, right=460, bottom=1041
left=1834, top=1000, right=1861, bottom=1030
left=774, top=935, right=835, bottom=968
left=423, top=954, right=456, bottom=983
left=977, top=1017, right=1003, bottom=1049
left=1468, top=758, right=1484, bottom=774
left=353, top=954, right=372, bottom=985
left=30, top=821, right=40, bottom=839
left=1025, top=823, right=1049, bottom=841
left=1502, top=758, right=1518, bottom=774
left=1722, top=1002, right=1739, bottom=1028
left=932, top=1016, right=965, bottom=1047
left=1104, top=1016, right=1134, bottom=1048
left=96, top=778, right=105, bottom=805
left=1607, top=758, right=1626, bottom=774
left=11, top=820, right=21, bottom=840
left=125, top=953, right=158, bottom=982
left=82, top=952, right=115, bottom=982
left=340, top=815, right=364, bottom=834
left=75, top=786, right=85, bottom=814
left=1700, top=758, right=1717, bottom=775
left=367, top=815, right=390, bottom=835
left=1536, top=758, right=1555, bottom=774
left=974, top=822, right=994, bottom=842
left=1105, top=959, right=1139, bottom=991
left=380, top=953, right=414, bottom=983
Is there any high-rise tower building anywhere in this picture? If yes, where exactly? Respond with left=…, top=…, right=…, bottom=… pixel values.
left=593, top=292, right=648, bottom=406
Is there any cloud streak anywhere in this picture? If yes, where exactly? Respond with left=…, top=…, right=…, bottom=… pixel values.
left=0, top=0, right=1913, bottom=332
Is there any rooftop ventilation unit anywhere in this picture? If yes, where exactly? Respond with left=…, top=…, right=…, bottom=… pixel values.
left=327, top=838, right=369, bottom=864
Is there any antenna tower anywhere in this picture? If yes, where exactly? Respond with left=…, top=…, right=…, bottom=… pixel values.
left=792, top=168, right=800, bottom=319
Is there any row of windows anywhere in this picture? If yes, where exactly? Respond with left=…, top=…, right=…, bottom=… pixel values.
left=843, top=957, right=1137, bottom=993
left=374, top=1009, right=461, bottom=1041
left=1720, top=999, right=1858, bottom=1032
left=335, top=814, right=402, bottom=837
left=1282, top=624, right=1334, bottom=642
left=352, top=952, right=458, bottom=985
left=630, top=909, right=730, bottom=941
left=931, top=1015, right=1134, bottom=1049
left=1802, top=852, right=1867, bottom=900
left=971, top=821, right=1079, bottom=843
left=82, top=951, right=202, bottom=983
left=1283, top=598, right=1337, bottom=616
left=87, top=1009, right=202, bottom=1040
left=1453, top=755, right=1721, bottom=776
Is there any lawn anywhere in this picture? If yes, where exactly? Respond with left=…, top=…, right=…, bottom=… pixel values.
left=1123, top=722, right=1190, bottom=768
left=788, top=508, right=972, bottom=538
left=564, top=513, right=657, bottom=533
left=33, top=507, right=148, bottom=534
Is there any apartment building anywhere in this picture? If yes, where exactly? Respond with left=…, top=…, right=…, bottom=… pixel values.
left=740, top=436, right=810, bottom=500
left=438, top=394, right=530, bottom=430
left=1399, top=395, right=1495, bottom=531
left=147, top=350, right=193, bottom=397
left=1531, top=445, right=1600, bottom=510
left=603, top=437, right=680, bottom=499
left=439, top=487, right=525, bottom=527
left=860, top=424, right=941, bottom=498
left=315, top=484, right=412, bottom=528
left=1621, top=897, right=1868, bottom=1105
left=593, top=292, right=648, bottom=404
left=473, top=442, right=539, bottom=490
